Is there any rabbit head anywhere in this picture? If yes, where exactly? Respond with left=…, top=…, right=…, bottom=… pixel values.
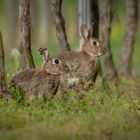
left=80, top=24, right=106, bottom=58
left=39, top=48, right=69, bottom=75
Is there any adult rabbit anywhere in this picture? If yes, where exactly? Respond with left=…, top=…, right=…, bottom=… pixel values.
left=57, top=24, right=106, bottom=98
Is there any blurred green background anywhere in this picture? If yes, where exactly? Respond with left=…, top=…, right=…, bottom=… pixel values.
left=0, top=0, right=140, bottom=75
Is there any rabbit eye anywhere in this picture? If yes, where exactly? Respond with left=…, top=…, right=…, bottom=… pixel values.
left=92, top=41, right=97, bottom=46
left=53, top=59, right=59, bottom=64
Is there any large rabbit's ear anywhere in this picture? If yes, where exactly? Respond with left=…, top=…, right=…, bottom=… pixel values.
left=80, top=24, right=90, bottom=41
left=39, top=47, right=49, bottom=61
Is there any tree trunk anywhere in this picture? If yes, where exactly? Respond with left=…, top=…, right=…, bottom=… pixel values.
left=5, top=0, right=17, bottom=49
left=51, top=0, right=71, bottom=53
left=19, top=0, right=35, bottom=70
left=0, top=31, right=8, bottom=98
left=90, top=0, right=103, bottom=78
left=99, top=0, right=118, bottom=82
left=120, top=0, right=138, bottom=76
left=78, top=0, right=91, bottom=27
left=90, top=0, right=99, bottom=38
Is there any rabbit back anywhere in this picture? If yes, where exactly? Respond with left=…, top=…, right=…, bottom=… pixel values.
left=11, top=69, right=60, bottom=100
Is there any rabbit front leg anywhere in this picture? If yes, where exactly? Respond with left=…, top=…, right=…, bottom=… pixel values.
left=28, top=91, right=38, bottom=101
left=59, top=80, right=69, bottom=101
left=84, top=71, right=98, bottom=89
left=73, top=81, right=85, bottom=100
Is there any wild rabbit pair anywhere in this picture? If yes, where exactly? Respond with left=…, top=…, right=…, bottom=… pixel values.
left=11, top=24, right=106, bottom=100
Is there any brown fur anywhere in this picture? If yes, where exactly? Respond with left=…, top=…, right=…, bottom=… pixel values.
left=56, top=24, right=106, bottom=97
left=11, top=49, right=69, bottom=100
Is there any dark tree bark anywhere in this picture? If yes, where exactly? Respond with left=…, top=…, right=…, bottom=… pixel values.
left=120, top=0, right=138, bottom=76
left=51, top=0, right=71, bottom=53
left=99, top=0, right=118, bottom=82
left=19, top=0, right=35, bottom=70
left=90, top=0, right=99, bottom=38
left=90, top=0, right=103, bottom=78
left=5, top=0, right=17, bottom=48
left=0, top=31, right=8, bottom=98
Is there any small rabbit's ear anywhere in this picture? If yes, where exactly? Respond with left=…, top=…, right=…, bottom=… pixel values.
left=39, top=47, right=49, bottom=61
left=39, top=47, right=48, bottom=55
left=80, top=24, right=90, bottom=41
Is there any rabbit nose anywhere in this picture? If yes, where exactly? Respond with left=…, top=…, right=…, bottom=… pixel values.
left=65, top=66, right=69, bottom=72
left=63, top=64, right=69, bottom=72
left=101, top=48, right=106, bottom=54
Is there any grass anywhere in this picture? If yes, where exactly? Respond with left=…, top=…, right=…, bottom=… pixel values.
left=0, top=77, right=140, bottom=140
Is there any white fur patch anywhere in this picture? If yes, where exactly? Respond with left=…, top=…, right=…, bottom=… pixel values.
left=68, top=78, right=79, bottom=86
left=89, top=52, right=102, bottom=58
left=97, top=52, right=102, bottom=56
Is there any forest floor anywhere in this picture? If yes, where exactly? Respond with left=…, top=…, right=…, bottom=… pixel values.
left=0, top=77, right=140, bottom=140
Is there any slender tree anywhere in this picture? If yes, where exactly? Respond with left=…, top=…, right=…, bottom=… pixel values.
left=120, top=0, right=138, bottom=76
left=51, top=0, right=71, bottom=53
left=0, top=31, right=8, bottom=98
left=89, top=0, right=104, bottom=79
left=19, top=0, right=35, bottom=69
left=90, top=0, right=99, bottom=38
left=99, top=0, right=118, bottom=82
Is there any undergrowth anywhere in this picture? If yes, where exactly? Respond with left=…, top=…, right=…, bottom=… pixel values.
left=0, top=77, right=140, bottom=140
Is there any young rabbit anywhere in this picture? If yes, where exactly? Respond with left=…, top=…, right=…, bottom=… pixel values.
left=11, top=48, right=69, bottom=100
left=56, top=24, right=106, bottom=98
